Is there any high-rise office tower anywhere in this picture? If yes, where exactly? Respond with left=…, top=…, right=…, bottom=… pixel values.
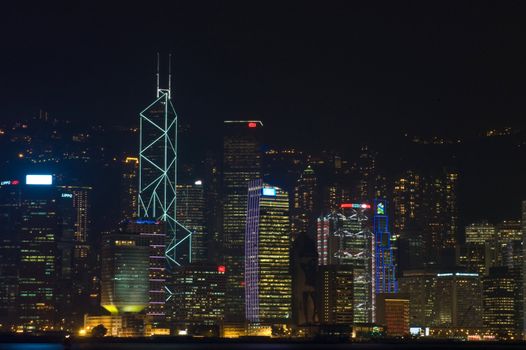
left=124, top=219, right=167, bottom=330
left=121, top=156, right=139, bottom=220
left=465, top=222, right=496, bottom=244
left=321, top=183, right=352, bottom=214
left=245, top=180, right=291, bottom=329
left=0, top=175, right=93, bottom=332
left=0, top=179, right=21, bottom=331
left=170, top=264, right=226, bottom=333
left=424, top=171, right=459, bottom=266
left=461, top=222, right=497, bottom=276
left=393, top=170, right=459, bottom=268
left=483, top=267, right=521, bottom=340
left=373, top=199, right=397, bottom=293
left=222, top=120, right=262, bottom=323
left=177, top=181, right=207, bottom=263
left=398, top=270, right=436, bottom=326
left=17, top=179, right=60, bottom=332
left=57, top=185, right=92, bottom=330
left=100, top=229, right=150, bottom=315
left=138, top=56, right=191, bottom=266
left=496, top=220, right=522, bottom=242
left=392, top=171, right=422, bottom=235
left=291, top=166, right=318, bottom=240
left=317, top=204, right=375, bottom=323
left=496, top=220, right=522, bottom=269
left=375, top=293, right=410, bottom=337
left=522, top=200, right=526, bottom=340
left=431, top=271, right=482, bottom=328
left=392, top=171, right=425, bottom=271
left=356, top=145, right=376, bottom=202
left=203, top=154, right=222, bottom=264
left=317, top=265, right=353, bottom=325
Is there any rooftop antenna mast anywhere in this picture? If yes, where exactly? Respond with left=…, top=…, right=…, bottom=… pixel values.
left=168, top=53, right=172, bottom=99
left=156, top=52, right=160, bottom=98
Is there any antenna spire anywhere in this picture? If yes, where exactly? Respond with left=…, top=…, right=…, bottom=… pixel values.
left=168, top=53, right=172, bottom=98
left=156, top=52, right=160, bottom=97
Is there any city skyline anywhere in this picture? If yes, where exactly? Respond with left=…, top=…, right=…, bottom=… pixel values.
left=1, top=1, right=526, bottom=346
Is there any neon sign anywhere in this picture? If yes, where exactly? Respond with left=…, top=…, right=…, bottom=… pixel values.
left=0, top=180, right=19, bottom=186
left=262, top=188, right=276, bottom=196
left=26, top=175, right=53, bottom=185
left=340, top=203, right=370, bottom=209
left=376, top=202, right=385, bottom=215
left=135, top=219, right=159, bottom=225
left=61, top=193, right=73, bottom=198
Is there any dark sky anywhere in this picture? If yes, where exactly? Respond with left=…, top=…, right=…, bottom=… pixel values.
left=2, top=2, right=526, bottom=147
left=1, top=2, right=525, bottom=221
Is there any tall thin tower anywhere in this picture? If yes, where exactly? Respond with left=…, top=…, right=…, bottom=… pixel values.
left=138, top=54, right=192, bottom=267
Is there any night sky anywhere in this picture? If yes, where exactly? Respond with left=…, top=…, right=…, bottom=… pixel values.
left=1, top=2, right=525, bottom=220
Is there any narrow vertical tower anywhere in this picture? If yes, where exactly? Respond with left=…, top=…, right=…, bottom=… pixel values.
left=138, top=54, right=192, bottom=267
left=373, top=199, right=398, bottom=293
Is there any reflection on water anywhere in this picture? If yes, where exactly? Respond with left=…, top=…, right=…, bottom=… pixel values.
left=2, top=344, right=63, bottom=350
left=1, top=344, right=349, bottom=350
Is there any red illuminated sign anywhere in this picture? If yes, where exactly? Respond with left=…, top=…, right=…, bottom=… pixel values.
left=218, top=265, right=226, bottom=273
left=340, top=203, right=371, bottom=209
left=248, top=122, right=257, bottom=128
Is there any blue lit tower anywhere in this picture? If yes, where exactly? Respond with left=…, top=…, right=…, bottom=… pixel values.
left=138, top=55, right=192, bottom=267
left=373, top=199, right=397, bottom=293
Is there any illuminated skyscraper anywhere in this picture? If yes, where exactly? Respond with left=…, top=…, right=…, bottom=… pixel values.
left=483, top=267, right=521, bottom=340
left=170, top=264, right=226, bottom=332
left=461, top=222, right=497, bottom=276
left=222, top=120, right=262, bottom=323
left=57, top=185, right=92, bottom=330
left=291, top=166, right=318, bottom=240
left=245, top=180, right=291, bottom=327
left=522, top=200, right=526, bottom=339
left=431, top=272, right=482, bottom=328
left=373, top=199, right=397, bottom=293
left=356, top=145, right=376, bottom=202
left=392, top=171, right=425, bottom=271
left=100, top=229, right=150, bottom=315
left=124, top=219, right=167, bottom=329
left=392, top=171, right=422, bottom=236
left=375, top=293, right=410, bottom=337
left=496, top=220, right=522, bottom=243
left=398, top=270, right=436, bottom=326
left=17, top=180, right=60, bottom=332
left=496, top=220, right=523, bottom=270
left=0, top=175, right=93, bottom=332
left=138, top=56, right=191, bottom=267
left=177, top=181, right=207, bottom=263
left=424, top=171, right=459, bottom=265
left=317, top=265, right=353, bottom=325
left=393, top=170, right=459, bottom=268
left=465, top=222, right=496, bottom=244
left=0, top=179, right=21, bottom=331
left=317, top=204, right=375, bottom=323
left=121, top=156, right=139, bottom=220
